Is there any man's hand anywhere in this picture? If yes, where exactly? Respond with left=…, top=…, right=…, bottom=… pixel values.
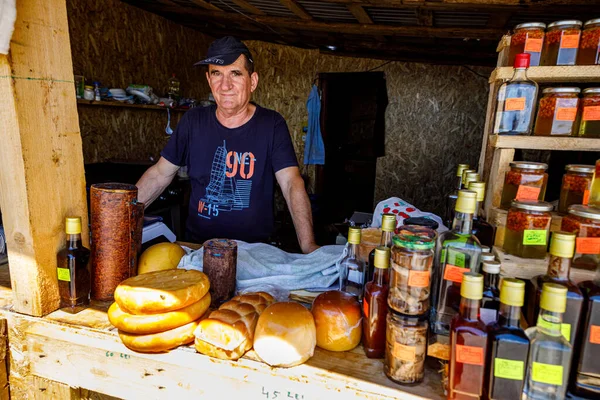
left=136, top=157, right=180, bottom=208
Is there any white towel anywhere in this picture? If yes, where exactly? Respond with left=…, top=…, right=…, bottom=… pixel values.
left=0, top=0, right=16, bottom=55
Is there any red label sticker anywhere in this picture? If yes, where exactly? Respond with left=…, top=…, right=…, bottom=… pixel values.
left=584, top=190, right=590, bottom=205
left=583, top=106, right=600, bottom=121
left=516, top=185, right=541, bottom=201
left=456, top=344, right=484, bottom=365
left=505, top=97, right=526, bottom=111
left=363, top=298, right=369, bottom=318
left=560, top=34, right=580, bottom=49
left=555, top=107, right=578, bottom=121
left=408, top=270, right=430, bottom=288
left=590, top=325, right=600, bottom=345
left=524, top=38, right=543, bottom=53
left=444, top=265, right=468, bottom=283
left=576, top=237, right=600, bottom=255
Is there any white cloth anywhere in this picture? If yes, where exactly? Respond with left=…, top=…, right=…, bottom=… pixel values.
left=0, top=0, right=16, bottom=55
left=371, top=197, right=448, bottom=233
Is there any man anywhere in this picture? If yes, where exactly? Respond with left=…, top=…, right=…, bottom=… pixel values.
left=136, top=36, right=318, bottom=254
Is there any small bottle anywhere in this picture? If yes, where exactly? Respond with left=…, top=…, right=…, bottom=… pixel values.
left=57, top=217, right=91, bottom=313
left=523, top=283, right=572, bottom=400
left=461, top=169, right=476, bottom=190
left=448, top=273, right=488, bottom=400
left=168, top=73, right=181, bottom=99
left=363, top=246, right=390, bottom=358
left=93, top=81, right=101, bottom=101
left=340, top=227, right=366, bottom=301
left=468, top=181, right=496, bottom=248
left=445, top=164, right=470, bottom=227
left=480, top=260, right=501, bottom=325
left=367, top=213, right=396, bottom=283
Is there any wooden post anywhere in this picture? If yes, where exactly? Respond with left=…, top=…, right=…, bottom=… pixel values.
left=0, top=0, right=88, bottom=316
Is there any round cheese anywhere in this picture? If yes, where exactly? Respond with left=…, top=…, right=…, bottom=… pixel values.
left=118, top=319, right=199, bottom=353
left=137, top=242, right=186, bottom=275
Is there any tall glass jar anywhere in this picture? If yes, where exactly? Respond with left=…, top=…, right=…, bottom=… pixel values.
left=500, top=162, right=548, bottom=209
left=577, top=18, right=600, bottom=65
left=561, top=205, right=600, bottom=271
left=578, top=88, right=600, bottom=138
left=558, top=164, right=594, bottom=213
left=509, top=23, right=546, bottom=67
left=504, top=200, right=553, bottom=259
left=533, top=87, right=581, bottom=136
left=541, top=20, right=583, bottom=66
left=384, top=311, right=428, bottom=384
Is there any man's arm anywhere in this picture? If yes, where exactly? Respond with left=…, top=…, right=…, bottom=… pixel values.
left=276, top=166, right=319, bottom=254
left=136, top=157, right=180, bottom=208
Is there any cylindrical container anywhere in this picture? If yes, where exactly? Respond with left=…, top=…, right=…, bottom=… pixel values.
left=384, top=311, right=428, bottom=384
left=90, top=183, right=144, bottom=301
left=403, top=217, right=439, bottom=231
left=541, top=20, right=583, bottom=66
left=578, top=88, right=600, bottom=138
left=577, top=18, right=600, bottom=65
left=203, top=239, right=238, bottom=306
left=533, top=87, right=581, bottom=136
left=464, top=172, right=481, bottom=189
left=509, top=22, right=546, bottom=66
left=84, top=86, right=94, bottom=101
left=591, top=159, right=600, bottom=207
left=504, top=200, right=553, bottom=259
left=558, top=164, right=594, bottom=213
left=500, top=162, right=548, bottom=209
left=561, top=205, right=600, bottom=270
left=389, top=226, right=436, bottom=315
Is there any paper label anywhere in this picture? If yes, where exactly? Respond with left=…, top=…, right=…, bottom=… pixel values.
left=456, top=344, right=484, bottom=365
left=576, top=237, right=600, bottom=255
left=583, top=106, right=600, bottom=121
left=532, top=362, right=563, bottom=386
left=590, top=325, right=600, bottom=344
left=561, top=323, right=571, bottom=342
left=555, top=107, right=578, bottom=121
left=560, top=34, right=580, bottom=49
left=494, top=358, right=525, bottom=381
left=57, top=268, right=70, bottom=282
left=523, top=230, right=547, bottom=246
left=524, top=38, right=543, bottom=53
left=584, top=189, right=590, bottom=205
left=408, top=270, right=430, bottom=288
left=480, top=308, right=498, bottom=325
left=516, top=185, right=541, bottom=201
left=363, top=298, right=369, bottom=319
left=392, top=342, right=416, bottom=362
left=537, top=318, right=561, bottom=336
left=444, top=265, right=468, bottom=283
left=505, top=97, right=526, bottom=111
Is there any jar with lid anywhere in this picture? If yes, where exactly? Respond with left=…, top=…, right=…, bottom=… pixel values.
left=558, top=164, right=594, bottom=213
left=384, top=311, right=427, bottom=384
left=533, top=87, right=581, bottom=136
left=578, top=88, right=600, bottom=138
left=500, top=162, right=548, bottom=209
left=577, top=18, right=600, bottom=65
left=389, top=226, right=436, bottom=315
left=561, top=205, right=600, bottom=270
left=509, top=22, right=546, bottom=66
left=504, top=200, right=553, bottom=259
left=83, top=85, right=94, bottom=101
left=541, top=20, right=583, bottom=66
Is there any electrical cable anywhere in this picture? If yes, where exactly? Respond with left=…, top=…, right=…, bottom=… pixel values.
left=461, top=65, right=488, bottom=80
left=365, top=60, right=393, bottom=72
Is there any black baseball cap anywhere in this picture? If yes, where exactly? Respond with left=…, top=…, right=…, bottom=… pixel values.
left=194, top=36, right=254, bottom=66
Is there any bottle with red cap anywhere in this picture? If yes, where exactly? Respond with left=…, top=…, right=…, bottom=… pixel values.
left=493, top=53, right=539, bottom=135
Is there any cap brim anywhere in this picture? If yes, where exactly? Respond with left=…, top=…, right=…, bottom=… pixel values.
left=194, top=53, right=243, bottom=67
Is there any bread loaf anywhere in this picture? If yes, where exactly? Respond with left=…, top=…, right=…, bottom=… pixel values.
left=115, top=269, right=209, bottom=314
left=137, top=242, right=186, bottom=275
left=194, top=292, right=274, bottom=360
left=312, top=291, right=362, bottom=351
left=119, top=319, right=199, bottom=353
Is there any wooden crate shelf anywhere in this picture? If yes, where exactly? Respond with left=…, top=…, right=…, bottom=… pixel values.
left=488, top=135, right=600, bottom=151
left=77, top=99, right=188, bottom=112
left=491, top=65, right=600, bottom=83
left=487, top=207, right=563, bottom=248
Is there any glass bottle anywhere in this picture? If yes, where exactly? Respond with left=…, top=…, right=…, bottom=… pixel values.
left=591, top=159, right=600, bottom=207
left=385, top=312, right=428, bottom=384
left=533, top=87, right=581, bottom=137
left=485, top=278, right=530, bottom=400
left=578, top=89, right=600, bottom=139
left=340, top=227, right=366, bottom=301
left=480, top=260, right=501, bottom=325
left=468, top=181, right=496, bottom=248
left=445, top=164, right=471, bottom=227
left=558, top=164, right=594, bottom=214
left=464, top=172, right=481, bottom=190
left=431, top=190, right=482, bottom=336
left=508, top=22, right=546, bottom=67
left=461, top=169, right=476, bottom=189
left=363, top=246, right=390, bottom=358
left=367, top=213, right=396, bottom=283
left=168, top=73, right=181, bottom=99
left=493, top=53, right=539, bottom=136
left=57, top=217, right=91, bottom=314
left=577, top=18, right=600, bottom=65
left=448, top=272, right=487, bottom=400
left=523, top=283, right=572, bottom=400
left=541, top=20, right=582, bottom=66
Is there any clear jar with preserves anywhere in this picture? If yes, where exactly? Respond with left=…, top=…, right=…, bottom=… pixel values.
left=533, top=87, right=581, bottom=136
left=578, top=88, right=600, bottom=138
left=500, top=162, right=548, bottom=209
left=577, top=18, right=600, bottom=65
left=509, top=22, right=546, bottom=67
left=541, top=20, right=583, bottom=66
left=389, top=226, right=436, bottom=315
left=558, top=164, right=594, bottom=213
left=384, top=311, right=428, bottom=384
left=504, top=200, right=553, bottom=259
left=561, top=205, right=600, bottom=270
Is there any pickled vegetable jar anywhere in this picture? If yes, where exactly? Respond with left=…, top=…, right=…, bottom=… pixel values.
left=504, top=200, right=553, bottom=259
left=509, top=22, right=546, bottom=67
left=577, top=18, right=600, bottom=65
left=541, top=20, right=582, bottom=66
left=561, top=205, right=600, bottom=270
left=533, top=87, right=581, bottom=136
left=500, top=162, right=548, bottom=209
left=558, top=164, right=594, bottom=213
left=384, top=312, right=427, bottom=384
left=578, top=88, right=600, bottom=138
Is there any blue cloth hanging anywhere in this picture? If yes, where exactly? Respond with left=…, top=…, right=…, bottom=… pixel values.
left=304, top=84, right=325, bottom=165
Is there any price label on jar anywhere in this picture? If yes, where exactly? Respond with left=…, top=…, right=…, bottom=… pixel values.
left=523, top=230, right=547, bottom=246
left=555, top=107, right=578, bottom=121
left=584, top=189, right=590, bottom=205
left=505, top=97, right=526, bottom=111
left=532, top=362, right=563, bottom=386
left=590, top=325, right=600, bottom=344
left=576, top=237, right=600, bottom=254
left=524, top=38, right=543, bottom=53
left=392, top=342, right=416, bottom=362
left=408, top=270, right=430, bottom=287
left=583, top=106, right=600, bottom=121
left=443, top=265, right=468, bottom=283
left=494, top=358, right=525, bottom=381
left=515, top=185, right=541, bottom=201
left=455, top=344, right=484, bottom=365
left=560, top=34, right=580, bottom=49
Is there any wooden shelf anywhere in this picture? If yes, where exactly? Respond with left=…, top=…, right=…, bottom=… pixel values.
left=491, top=66, right=600, bottom=83
left=488, top=135, right=600, bottom=151
left=77, top=99, right=187, bottom=112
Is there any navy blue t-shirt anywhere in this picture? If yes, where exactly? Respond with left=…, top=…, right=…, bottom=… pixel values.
left=161, top=104, right=298, bottom=244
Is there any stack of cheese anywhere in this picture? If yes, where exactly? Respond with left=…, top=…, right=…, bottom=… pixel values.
left=109, top=269, right=211, bottom=353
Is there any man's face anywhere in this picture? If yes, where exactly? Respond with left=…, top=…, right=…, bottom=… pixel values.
left=206, top=55, right=258, bottom=114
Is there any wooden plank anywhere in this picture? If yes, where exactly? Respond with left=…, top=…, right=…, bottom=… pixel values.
left=416, top=8, right=434, bottom=27
left=189, top=0, right=223, bottom=11
left=324, top=0, right=600, bottom=8
left=491, top=65, right=600, bottom=83
left=488, top=207, right=563, bottom=248
left=279, top=0, right=313, bottom=20
left=77, top=99, right=187, bottom=112
left=484, top=148, right=514, bottom=217
left=230, top=0, right=267, bottom=15
left=0, top=319, right=8, bottom=400
left=489, top=135, right=600, bottom=151
left=496, top=35, right=510, bottom=67
left=347, top=4, right=373, bottom=24
left=0, top=0, right=89, bottom=316
left=478, top=81, right=499, bottom=183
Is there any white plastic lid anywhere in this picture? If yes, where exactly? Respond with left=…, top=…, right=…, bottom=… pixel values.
left=483, top=260, right=501, bottom=274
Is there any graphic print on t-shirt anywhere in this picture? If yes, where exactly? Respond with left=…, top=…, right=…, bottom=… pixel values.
left=198, top=140, right=255, bottom=219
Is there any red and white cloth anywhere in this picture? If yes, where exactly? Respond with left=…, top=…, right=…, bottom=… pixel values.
left=371, top=197, right=448, bottom=233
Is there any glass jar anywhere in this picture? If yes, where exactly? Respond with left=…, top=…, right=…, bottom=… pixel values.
left=541, top=20, right=583, bottom=66
left=504, top=200, right=553, bottom=259
left=577, top=18, right=600, bottom=65
left=578, top=88, right=600, bottom=138
left=533, top=87, right=581, bottom=136
left=83, top=86, right=94, bottom=101
left=509, top=22, right=546, bottom=67
left=389, top=226, right=436, bottom=315
left=500, top=162, right=548, bottom=209
left=384, top=311, right=428, bottom=384
left=558, top=164, right=594, bottom=213
left=561, top=205, right=600, bottom=271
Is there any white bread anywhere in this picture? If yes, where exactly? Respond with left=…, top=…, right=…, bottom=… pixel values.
left=118, top=319, right=199, bottom=353
left=311, top=291, right=362, bottom=351
left=253, top=302, right=316, bottom=368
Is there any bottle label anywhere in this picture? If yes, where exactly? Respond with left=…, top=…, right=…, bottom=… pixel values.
left=494, top=358, right=525, bottom=381
left=561, top=323, right=571, bottom=342
left=523, top=230, right=547, bottom=246
left=408, top=270, right=430, bottom=287
left=505, top=97, right=526, bottom=111
left=443, top=265, right=468, bottom=283
left=392, top=342, right=416, bottom=362
left=515, top=185, right=541, bottom=201
left=455, top=344, right=484, bottom=365
left=480, top=308, right=497, bottom=325
left=532, top=362, right=563, bottom=386
left=584, top=189, right=590, bottom=205
left=537, top=318, right=562, bottom=337
left=363, top=298, right=369, bottom=319
left=57, top=268, right=71, bottom=282
left=583, top=106, right=600, bottom=121
left=524, top=38, right=543, bottom=53
left=447, top=248, right=466, bottom=268
left=576, top=237, right=600, bottom=254
left=590, top=325, right=600, bottom=344
left=560, top=33, right=580, bottom=49
left=555, top=107, right=577, bottom=121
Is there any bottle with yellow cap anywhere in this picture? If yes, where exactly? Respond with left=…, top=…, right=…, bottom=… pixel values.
left=445, top=164, right=471, bottom=226
left=448, top=272, right=488, bottom=399
left=468, top=181, right=496, bottom=248
left=340, top=226, right=366, bottom=301
left=485, top=278, right=530, bottom=400
left=523, top=283, right=572, bottom=400
left=589, top=159, right=600, bottom=207
left=367, top=213, right=396, bottom=284
left=57, top=216, right=91, bottom=314
left=480, top=259, right=501, bottom=325
left=363, top=246, right=390, bottom=358
left=527, top=231, right=584, bottom=347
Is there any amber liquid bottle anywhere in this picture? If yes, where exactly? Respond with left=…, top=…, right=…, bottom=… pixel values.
left=363, top=246, right=390, bottom=358
left=445, top=164, right=471, bottom=227
left=57, top=217, right=91, bottom=313
left=467, top=181, right=496, bottom=248
left=448, top=272, right=488, bottom=399
left=367, top=214, right=396, bottom=284
left=480, top=260, right=501, bottom=325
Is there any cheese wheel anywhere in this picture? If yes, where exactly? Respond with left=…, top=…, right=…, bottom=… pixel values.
left=115, top=269, right=209, bottom=314
left=137, top=242, right=186, bottom=275
left=109, top=293, right=211, bottom=334
left=118, top=319, right=199, bottom=353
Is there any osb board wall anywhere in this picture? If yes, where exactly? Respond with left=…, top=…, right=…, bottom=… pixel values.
left=245, top=40, right=492, bottom=217
left=66, top=0, right=213, bottom=164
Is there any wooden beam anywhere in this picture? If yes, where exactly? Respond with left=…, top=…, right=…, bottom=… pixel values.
left=347, top=4, right=372, bottom=24
left=487, top=11, right=511, bottom=29
left=324, top=0, right=600, bottom=8
left=278, top=0, right=313, bottom=20
left=189, top=0, right=223, bottom=11
left=230, top=0, right=266, bottom=15
left=0, top=0, right=88, bottom=316
left=416, top=8, right=433, bottom=27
